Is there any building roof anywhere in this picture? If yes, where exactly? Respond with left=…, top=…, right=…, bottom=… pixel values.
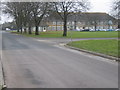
left=46, top=12, right=117, bottom=22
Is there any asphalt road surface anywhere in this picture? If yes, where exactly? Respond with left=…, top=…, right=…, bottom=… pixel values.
left=0, top=31, right=3, bottom=86
left=2, top=32, right=118, bottom=88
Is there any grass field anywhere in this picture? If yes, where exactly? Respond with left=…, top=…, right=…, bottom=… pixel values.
left=67, top=39, right=119, bottom=57
left=11, top=31, right=118, bottom=38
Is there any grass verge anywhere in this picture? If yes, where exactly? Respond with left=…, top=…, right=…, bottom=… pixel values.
left=67, top=39, right=119, bottom=58
left=10, top=31, right=118, bottom=38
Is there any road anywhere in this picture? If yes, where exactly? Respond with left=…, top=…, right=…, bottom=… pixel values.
left=0, top=31, right=4, bottom=87
left=2, top=32, right=118, bottom=88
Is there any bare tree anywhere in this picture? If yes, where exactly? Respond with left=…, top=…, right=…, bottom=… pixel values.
left=53, top=0, right=90, bottom=36
left=3, top=2, right=24, bottom=33
left=4, top=2, right=50, bottom=35
left=112, top=0, right=120, bottom=28
left=21, top=2, right=33, bottom=34
left=30, top=2, right=49, bottom=35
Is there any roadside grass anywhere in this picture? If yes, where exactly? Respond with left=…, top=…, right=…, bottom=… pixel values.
left=67, top=39, right=119, bottom=58
left=10, top=30, right=118, bottom=38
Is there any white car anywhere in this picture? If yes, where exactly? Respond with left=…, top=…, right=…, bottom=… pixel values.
left=115, top=29, right=120, bottom=31
left=90, top=29, right=95, bottom=31
left=6, top=28, right=11, bottom=31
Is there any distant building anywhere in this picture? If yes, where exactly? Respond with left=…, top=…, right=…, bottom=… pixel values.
left=39, top=12, right=117, bottom=31
left=1, top=22, right=16, bottom=30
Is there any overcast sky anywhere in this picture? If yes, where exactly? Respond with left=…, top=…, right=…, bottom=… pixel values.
left=0, top=0, right=114, bottom=24
left=89, top=0, right=114, bottom=13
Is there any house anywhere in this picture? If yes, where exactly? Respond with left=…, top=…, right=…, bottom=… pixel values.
left=39, top=12, right=118, bottom=31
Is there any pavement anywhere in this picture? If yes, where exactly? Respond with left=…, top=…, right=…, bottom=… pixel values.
left=1, top=31, right=118, bottom=88
left=34, top=37, right=118, bottom=44
left=0, top=31, right=4, bottom=89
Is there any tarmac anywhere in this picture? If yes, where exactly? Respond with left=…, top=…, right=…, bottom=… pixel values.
left=0, top=57, right=4, bottom=90
left=0, top=31, right=4, bottom=89
left=0, top=31, right=118, bottom=89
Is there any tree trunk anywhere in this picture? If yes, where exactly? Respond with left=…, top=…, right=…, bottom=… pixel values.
left=95, top=25, right=97, bottom=31
left=118, top=25, right=120, bottom=29
left=17, top=29, right=19, bottom=32
left=56, top=21, right=57, bottom=31
left=35, top=25, right=39, bottom=35
left=63, top=20, right=67, bottom=36
left=17, top=27, right=19, bottom=32
left=16, top=24, right=20, bottom=32
left=24, top=28, right=27, bottom=33
left=28, top=26, right=32, bottom=34
left=74, top=21, right=77, bottom=30
left=118, top=19, right=120, bottom=28
left=20, top=27, right=22, bottom=33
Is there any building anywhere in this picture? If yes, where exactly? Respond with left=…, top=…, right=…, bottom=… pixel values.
left=40, top=12, right=117, bottom=31
left=1, top=22, right=16, bottom=30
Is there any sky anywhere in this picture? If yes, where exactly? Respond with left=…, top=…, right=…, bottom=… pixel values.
left=0, top=0, right=114, bottom=24
left=89, top=0, right=114, bottom=13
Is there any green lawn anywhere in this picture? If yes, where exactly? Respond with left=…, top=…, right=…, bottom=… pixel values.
left=11, top=31, right=118, bottom=38
left=67, top=39, right=119, bottom=58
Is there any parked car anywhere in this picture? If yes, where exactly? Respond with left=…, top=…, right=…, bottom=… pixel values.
left=98, top=29, right=107, bottom=31
left=96, top=29, right=100, bottom=31
left=82, top=29, right=90, bottom=31
left=106, top=29, right=114, bottom=31
left=105, top=29, right=114, bottom=31
left=115, top=29, right=120, bottom=31
left=6, top=28, right=11, bottom=31
left=89, top=29, right=95, bottom=31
